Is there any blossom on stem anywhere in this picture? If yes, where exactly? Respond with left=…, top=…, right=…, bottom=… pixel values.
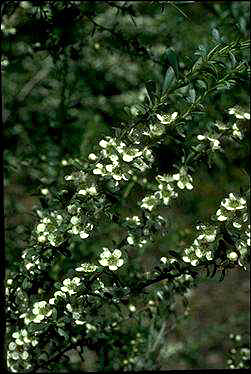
left=98, top=248, right=124, bottom=271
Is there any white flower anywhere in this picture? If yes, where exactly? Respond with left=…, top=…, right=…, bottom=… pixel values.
left=41, top=188, right=49, bottom=195
left=80, top=231, right=89, bottom=239
left=197, top=134, right=206, bottom=140
left=109, top=154, right=119, bottom=162
left=172, top=173, right=180, bottom=181
left=36, top=223, right=46, bottom=233
left=75, top=320, right=85, bottom=325
left=195, top=248, right=203, bottom=258
left=160, top=257, right=167, bottom=264
left=75, top=263, right=98, bottom=272
left=70, top=216, right=80, bottom=225
left=9, top=342, right=16, bottom=351
left=232, top=123, right=243, bottom=139
left=105, top=164, right=114, bottom=172
left=22, top=351, right=29, bottom=360
left=93, top=163, right=104, bottom=175
left=78, top=189, right=87, bottom=196
left=140, top=195, right=158, bottom=211
left=88, top=153, right=97, bottom=161
left=233, top=222, right=242, bottom=229
left=129, top=304, right=136, bottom=312
left=208, top=137, right=220, bottom=150
left=122, top=148, right=142, bottom=162
left=33, top=314, right=45, bottom=323
left=227, top=252, right=238, bottom=261
left=177, top=180, right=185, bottom=189
left=98, top=248, right=124, bottom=271
left=123, top=154, right=134, bottom=162
left=11, top=352, right=19, bottom=360
left=70, top=226, right=79, bottom=235
left=99, top=139, right=108, bottom=148
left=244, top=112, right=250, bottom=119
left=38, top=234, right=46, bottom=243
left=214, top=122, right=228, bottom=131
left=221, top=193, right=246, bottom=211
left=61, top=159, right=68, bottom=166
left=126, top=216, right=141, bottom=226
left=65, top=175, right=73, bottom=180
left=191, top=259, right=199, bottom=266
left=117, top=141, right=126, bottom=153
left=156, top=112, right=178, bottom=124
left=112, top=174, right=122, bottom=181
left=127, top=236, right=134, bottom=245
left=206, top=251, right=213, bottom=261
left=86, top=323, right=97, bottom=332
left=25, top=263, right=34, bottom=270
left=56, top=215, right=63, bottom=223
left=186, top=182, right=193, bottom=190
left=235, top=113, right=244, bottom=119
left=228, top=108, right=235, bottom=115
left=54, top=291, right=66, bottom=299
left=216, top=209, right=228, bottom=221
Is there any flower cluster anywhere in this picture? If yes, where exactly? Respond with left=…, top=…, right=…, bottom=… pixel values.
left=68, top=212, right=94, bottom=240
left=122, top=332, right=145, bottom=370
left=22, top=254, right=42, bottom=273
left=182, top=193, right=249, bottom=267
left=60, top=277, right=82, bottom=295
left=182, top=223, right=219, bottom=266
left=65, top=303, right=86, bottom=326
left=214, top=121, right=243, bottom=141
left=7, top=329, right=38, bottom=372
left=182, top=237, right=215, bottom=266
left=65, top=171, right=98, bottom=197
left=228, top=107, right=250, bottom=120
left=227, top=334, right=250, bottom=369
left=234, top=224, right=250, bottom=268
left=197, top=134, right=221, bottom=151
left=35, top=210, right=64, bottom=246
left=98, top=248, right=124, bottom=271
left=166, top=167, right=193, bottom=191
left=141, top=112, right=178, bottom=138
left=216, top=193, right=247, bottom=222
left=90, top=136, right=153, bottom=185
left=140, top=177, right=178, bottom=212
left=1, top=20, right=16, bottom=35
left=139, top=168, right=193, bottom=213
left=124, top=213, right=168, bottom=248
left=20, top=300, right=53, bottom=325
left=156, top=112, right=178, bottom=124
left=75, top=262, right=98, bottom=272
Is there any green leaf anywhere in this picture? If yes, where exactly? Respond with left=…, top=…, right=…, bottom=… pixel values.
left=145, top=80, right=157, bottom=104
left=163, top=47, right=179, bottom=77
left=58, top=327, right=69, bottom=340
left=186, top=88, right=196, bottom=103
left=162, top=66, right=176, bottom=93
left=229, top=51, right=236, bottom=67
left=197, top=80, right=207, bottom=90
left=22, top=278, right=32, bottom=290
left=212, top=28, right=220, bottom=42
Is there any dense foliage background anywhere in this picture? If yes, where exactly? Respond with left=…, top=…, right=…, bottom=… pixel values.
left=3, top=1, right=250, bottom=371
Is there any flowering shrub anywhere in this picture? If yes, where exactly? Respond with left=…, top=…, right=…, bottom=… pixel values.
left=4, top=1, right=250, bottom=371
